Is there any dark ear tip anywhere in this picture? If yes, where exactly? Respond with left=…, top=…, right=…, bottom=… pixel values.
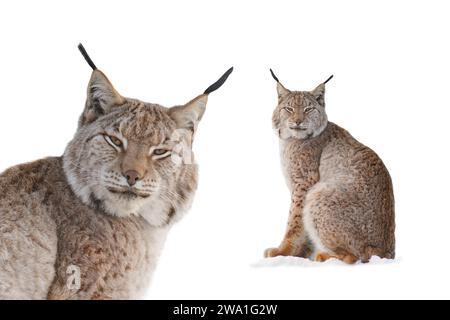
left=224, top=66, right=234, bottom=78
left=270, top=68, right=280, bottom=83
left=323, top=75, right=334, bottom=84
left=203, top=67, right=234, bottom=95
left=78, top=43, right=97, bottom=71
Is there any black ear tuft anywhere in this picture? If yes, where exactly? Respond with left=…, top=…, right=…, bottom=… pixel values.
left=270, top=68, right=280, bottom=83
left=323, top=75, right=334, bottom=84
left=78, top=43, right=97, bottom=71
left=203, top=67, right=233, bottom=94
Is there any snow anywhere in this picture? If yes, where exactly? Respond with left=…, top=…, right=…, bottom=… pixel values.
left=251, top=256, right=398, bottom=268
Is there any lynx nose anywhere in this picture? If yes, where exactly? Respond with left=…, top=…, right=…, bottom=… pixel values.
left=124, top=170, right=141, bottom=187
left=290, top=120, right=303, bottom=128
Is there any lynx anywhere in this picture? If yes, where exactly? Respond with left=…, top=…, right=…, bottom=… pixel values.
left=0, top=44, right=232, bottom=299
left=265, top=70, right=395, bottom=264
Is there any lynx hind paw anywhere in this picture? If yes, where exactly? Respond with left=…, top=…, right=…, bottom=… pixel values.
left=264, top=247, right=281, bottom=258
left=315, top=251, right=358, bottom=264
left=341, top=254, right=358, bottom=265
left=315, top=252, right=331, bottom=262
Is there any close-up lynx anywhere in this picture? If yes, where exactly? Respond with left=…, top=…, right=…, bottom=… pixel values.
left=0, top=44, right=232, bottom=299
left=265, top=70, right=395, bottom=264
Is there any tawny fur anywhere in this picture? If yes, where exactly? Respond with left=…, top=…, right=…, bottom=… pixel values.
left=265, top=78, right=395, bottom=264
left=0, top=66, right=223, bottom=299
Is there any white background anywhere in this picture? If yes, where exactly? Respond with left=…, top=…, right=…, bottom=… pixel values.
left=0, top=0, right=449, bottom=300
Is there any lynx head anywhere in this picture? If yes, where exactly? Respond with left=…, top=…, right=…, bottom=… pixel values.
left=271, top=69, right=332, bottom=140
left=63, top=44, right=232, bottom=224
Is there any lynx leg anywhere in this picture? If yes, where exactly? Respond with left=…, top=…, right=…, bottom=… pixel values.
left=264, top=161, right=319, bottom=259
left=264, top=196, right=313, bottom=258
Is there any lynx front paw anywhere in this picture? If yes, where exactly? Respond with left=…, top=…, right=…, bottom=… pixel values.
left=264, top=247, right=282, bottom=258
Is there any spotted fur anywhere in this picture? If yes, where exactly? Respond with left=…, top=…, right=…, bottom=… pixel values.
left=265, top=75, right=395, bottom=264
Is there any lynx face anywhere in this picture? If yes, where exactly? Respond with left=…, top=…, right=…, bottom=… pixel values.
left=272, top=82, right=328, bottom=140
left=64, top=70, right=206, bottom=220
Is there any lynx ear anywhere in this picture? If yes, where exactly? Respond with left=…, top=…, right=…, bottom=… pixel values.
left=81, top=70, right=125, bottom=125
left=78, top=44, right=125, bottom=126
left=169, top=94, right=208, bottom=132
left=270, top=69, right=290, bottom=101
left=276, top=82, right=291, bottom=101
left=311, top=83, right=326, bottom=106
left=169, top=67, right=233, bottom=133
left=311, top=75, right=333, bottom=106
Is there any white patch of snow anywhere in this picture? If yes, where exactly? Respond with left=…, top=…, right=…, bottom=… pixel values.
left=251, top=256, right=398, bottom=268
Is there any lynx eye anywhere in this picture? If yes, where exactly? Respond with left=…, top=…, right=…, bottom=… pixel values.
left=153, top=149, right=167, bottom=156
left=152, top=148, right=171, bottom=159
left=304, top=106, right=314, bottom=113
left=284, top=106, right=294, bottom=113
left=104, top=135, right=123, bottom=148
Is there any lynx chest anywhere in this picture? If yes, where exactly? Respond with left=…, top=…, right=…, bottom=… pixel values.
left=279, top=139, right=322, bottom=191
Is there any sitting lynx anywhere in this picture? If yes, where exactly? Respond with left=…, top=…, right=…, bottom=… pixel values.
left=265, top=70, right=395, bottom=264
left=0, top=44, right=232, bottom=299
